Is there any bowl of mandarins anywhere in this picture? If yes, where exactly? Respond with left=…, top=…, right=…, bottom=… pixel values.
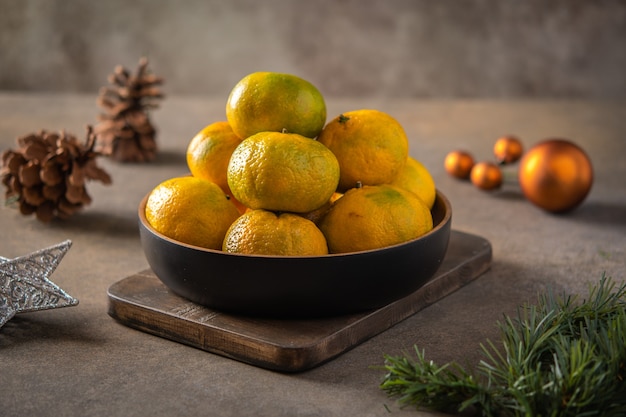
left=138, top=189, right=451, bottom=318
left=138, top=71, right=452, bottom=318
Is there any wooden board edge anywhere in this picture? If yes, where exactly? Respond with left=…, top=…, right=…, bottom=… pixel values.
left=107, top=232, right=492, bottom=372
left=298, top=237, right=492, bottom=371
left=107, top=293, right=299, bottom=371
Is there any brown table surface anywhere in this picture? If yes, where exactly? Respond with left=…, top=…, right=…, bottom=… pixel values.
left=1, top=93, right=625, bottom=417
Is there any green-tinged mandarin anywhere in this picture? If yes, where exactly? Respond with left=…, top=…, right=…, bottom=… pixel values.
left=319, top=184, right=433, bottom=253
left=222, top=209, right=328, bottom=256
left=390, top=157, right=436, bottom=209
left=186, top=121, right=242, bottom=193
left=317, top=109, right=409, bottom=191
left=226, top=72, right=327, bottom=139
left=145, top=176, right=240, bottom=250
left=227, top=131, right=340, bottom=213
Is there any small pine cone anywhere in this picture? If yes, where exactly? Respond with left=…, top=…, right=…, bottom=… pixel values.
left=1, top=127, right=112, bottom=223
left=94, top=57, right=164, bottom=163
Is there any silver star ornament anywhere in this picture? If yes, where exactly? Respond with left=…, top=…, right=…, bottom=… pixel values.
left=0, top=240, right=78, bottom=328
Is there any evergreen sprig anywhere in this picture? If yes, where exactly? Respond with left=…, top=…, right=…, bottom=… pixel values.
left=380, top=274, right=626, bottom=416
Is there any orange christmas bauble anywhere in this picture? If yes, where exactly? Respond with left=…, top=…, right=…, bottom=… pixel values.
left=518, top=139, right=593, bottom=213
left=493, top=135, right=524, bottom=164
left=444, top=150, right=475, bottom=179
left=470, top=161, right=502, bottom=191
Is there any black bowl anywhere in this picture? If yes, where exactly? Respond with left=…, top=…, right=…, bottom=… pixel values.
left=138, top=190, right=452, bottom=318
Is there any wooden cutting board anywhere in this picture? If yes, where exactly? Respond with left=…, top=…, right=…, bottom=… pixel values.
left=107, top=230, right=491, bottom=372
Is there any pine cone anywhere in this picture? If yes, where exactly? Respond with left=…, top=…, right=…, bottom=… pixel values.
left=1, top=127, right=112, bottom=223
left=94, top=57, right=164, bottom=163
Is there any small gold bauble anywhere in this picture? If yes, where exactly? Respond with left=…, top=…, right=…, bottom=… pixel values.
left=444, top=150, right=475, bottom=179
left=470, top=161, right=503, bottom=191
left=494, top=135, right=524, bottom=164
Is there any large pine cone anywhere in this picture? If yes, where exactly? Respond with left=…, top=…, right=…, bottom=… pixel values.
left=94, top=57, right=164, bottom=163
left=1, top=127, right=112, bottom=222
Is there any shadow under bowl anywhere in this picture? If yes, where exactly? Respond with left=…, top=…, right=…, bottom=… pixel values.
left=138, top=190, right=452, bottom=318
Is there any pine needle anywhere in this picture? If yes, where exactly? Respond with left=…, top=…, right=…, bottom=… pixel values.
left=379, top=274, right=626, bottom=416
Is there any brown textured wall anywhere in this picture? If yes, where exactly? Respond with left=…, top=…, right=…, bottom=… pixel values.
left=1, top=0, right=625, bottom=98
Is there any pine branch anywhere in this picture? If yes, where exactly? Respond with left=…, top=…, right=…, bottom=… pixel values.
left=381, top=347, right=498, bottom=415
left=379, top=274, right=626, bottom=416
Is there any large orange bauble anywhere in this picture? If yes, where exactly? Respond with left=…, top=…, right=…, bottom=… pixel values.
left=518, top=139, right=593, bottom=213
